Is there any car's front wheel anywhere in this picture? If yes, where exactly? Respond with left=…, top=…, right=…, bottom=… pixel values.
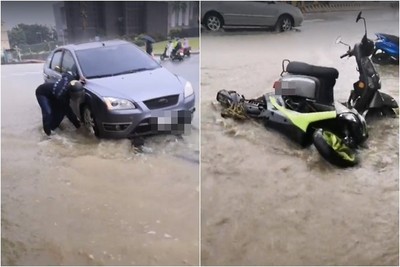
left=204, top=13, right=223, bottom=31
left=82, top=105, right=99, bottom=137
left=275, top=15, right=293, bottom=32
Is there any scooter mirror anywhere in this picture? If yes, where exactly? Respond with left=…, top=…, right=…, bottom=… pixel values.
left=335, top=36, right=342, bottom=44
left=356, top=11, right=362, bottom=22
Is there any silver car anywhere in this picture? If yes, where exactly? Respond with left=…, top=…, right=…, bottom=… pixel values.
left=201, top=1, right=303, bottom=32
left=43, top=40, right=195, bottom=138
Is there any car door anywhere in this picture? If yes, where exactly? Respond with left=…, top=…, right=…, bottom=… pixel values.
left=260, top=1, right=280, bottom=26
left=61, top=50, right=84, bottom=118
left=220, top=1, right=275, bottom=26
left=44, top=49, right=63, bottom=83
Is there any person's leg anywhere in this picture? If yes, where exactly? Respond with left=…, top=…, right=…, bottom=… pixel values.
left=36, top=94, right=53, bottom=135
left=50, top=105, right=65, bottom=130
left=36, top=83, right=57, bottom=135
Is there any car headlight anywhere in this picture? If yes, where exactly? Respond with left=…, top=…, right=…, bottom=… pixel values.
left=184, top=81, right=194, bottom=98
left=103, top=97, right=136, bottom=110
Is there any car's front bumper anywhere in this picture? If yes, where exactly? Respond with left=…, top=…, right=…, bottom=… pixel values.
left=95, top=94, right=196, bottom=139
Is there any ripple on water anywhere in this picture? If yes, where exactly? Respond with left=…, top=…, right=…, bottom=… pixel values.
left=36, top=125, right=199, bottom=163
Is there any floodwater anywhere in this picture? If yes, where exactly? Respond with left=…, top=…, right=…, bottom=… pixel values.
left=201, top=8, right=399, bottom=265
left=1, top=57, right=199, bottom=265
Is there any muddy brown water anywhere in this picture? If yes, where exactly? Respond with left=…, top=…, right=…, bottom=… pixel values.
left=201, top=9, right=399, bottom=266
left=1, top=63, right=199, bottom=265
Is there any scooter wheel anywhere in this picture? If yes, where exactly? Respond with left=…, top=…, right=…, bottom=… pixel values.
left=312, top=129, right=359, bottom=167
left=372, top=53, right=391, bottom=65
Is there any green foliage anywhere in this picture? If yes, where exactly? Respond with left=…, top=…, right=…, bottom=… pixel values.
left=8, top=23, right=57, bottom=47
left=168, top=28, right=182, bottom=38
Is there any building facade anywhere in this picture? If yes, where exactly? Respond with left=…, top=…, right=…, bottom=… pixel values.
left=55, top=1, right=199, bottom=43
left=1, top=21, right=10, bottom=50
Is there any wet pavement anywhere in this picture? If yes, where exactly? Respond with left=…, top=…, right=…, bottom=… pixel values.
left=1, top=56, right=199, bottom=265
left=201, top=8, right=399, bottom=266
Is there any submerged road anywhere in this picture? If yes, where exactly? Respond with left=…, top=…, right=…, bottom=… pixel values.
left=1, top=56, right=200, bottom=265
left=201, top=8, right=399, bottom=266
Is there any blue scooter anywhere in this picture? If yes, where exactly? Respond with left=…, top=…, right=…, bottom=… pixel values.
left=371, top=33, right=399, bottom=65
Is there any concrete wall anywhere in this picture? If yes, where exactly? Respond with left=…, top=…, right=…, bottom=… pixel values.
left=1, top=22, right=10, bottom=50
left=124, top=1, right=145, bottom=36
left=103, top=1, right=123, bottom=37
left=144, top=2, right=168, bottom=37
left=53, top=2, right=68, bottom=44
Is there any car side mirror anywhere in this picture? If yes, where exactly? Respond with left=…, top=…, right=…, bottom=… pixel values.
left=335, top=36, right=342, bottom=44
left=55, top=65, right=61, bottom=73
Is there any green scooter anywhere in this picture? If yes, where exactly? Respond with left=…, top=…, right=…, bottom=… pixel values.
left=216, top=59, right=368, bottom=167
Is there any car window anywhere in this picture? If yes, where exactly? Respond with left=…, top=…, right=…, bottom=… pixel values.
left=61, top=50, right=78, bottom=75
left=75, top=43, right=160, bottom=79
left=50, top=50, right=63, bottom=72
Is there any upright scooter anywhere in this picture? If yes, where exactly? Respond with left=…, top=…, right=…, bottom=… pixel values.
left=337, top=11, right=399, bottom=117
left=371, top=33, right=399, bottom=65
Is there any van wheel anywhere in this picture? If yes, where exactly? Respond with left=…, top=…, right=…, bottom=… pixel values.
left=82, top=105, right=99, bottom=137
left=313, top=129, right=359, bottom=167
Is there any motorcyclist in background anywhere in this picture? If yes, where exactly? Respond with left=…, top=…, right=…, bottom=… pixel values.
left=171, top=37, right=182, bottom=57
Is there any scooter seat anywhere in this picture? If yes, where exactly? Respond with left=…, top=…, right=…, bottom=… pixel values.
left=287, top=61, right=339, bottom=80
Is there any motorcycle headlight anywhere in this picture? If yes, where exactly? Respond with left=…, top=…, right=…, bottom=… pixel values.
left=103, top=97, right=136, bottom=110
left=184, top=81, right=194, bottom=98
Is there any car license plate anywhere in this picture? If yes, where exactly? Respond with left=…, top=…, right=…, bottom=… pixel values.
left=157, top=116, right=172, bottom=125
left=150, top=110, right=192, bottom=133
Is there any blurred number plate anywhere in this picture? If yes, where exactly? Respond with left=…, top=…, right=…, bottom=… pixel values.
left=157, top=116, right=172, bottom=125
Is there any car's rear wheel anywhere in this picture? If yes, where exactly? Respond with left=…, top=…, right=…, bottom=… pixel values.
left=205, top=13, right=223, bottom=31
left=82, top=105, right=99, bottom=137
left=275, top=15, right=293, bottom=32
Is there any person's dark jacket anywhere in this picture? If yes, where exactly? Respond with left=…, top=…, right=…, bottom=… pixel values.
left=36, top=72, right=81, bottom=135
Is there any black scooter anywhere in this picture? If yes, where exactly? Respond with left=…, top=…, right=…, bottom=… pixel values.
left=170, top=42, right=185, bottom=61
left=337, top=11, right=398, bottom=117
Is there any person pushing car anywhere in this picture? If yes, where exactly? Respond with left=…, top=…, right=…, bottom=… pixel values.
left=35, top=71, right=85, bottom=136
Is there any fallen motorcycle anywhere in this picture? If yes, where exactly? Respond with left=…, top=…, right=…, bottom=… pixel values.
left=215, top=12, right=398, bottom=167
left=217, top=59, right=368, bottom=168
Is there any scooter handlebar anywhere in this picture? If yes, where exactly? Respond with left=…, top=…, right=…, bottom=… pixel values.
left=340, top=52, right=349, bottom=58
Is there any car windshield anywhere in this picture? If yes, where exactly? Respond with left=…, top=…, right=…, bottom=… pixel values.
left=75, top=43, right=160, bottom=79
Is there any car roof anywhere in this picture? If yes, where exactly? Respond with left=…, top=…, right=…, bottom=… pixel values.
left=60, top=39, right=131, bottom=51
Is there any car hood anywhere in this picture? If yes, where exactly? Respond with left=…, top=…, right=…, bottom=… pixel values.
left=84, top=67, right=185, bottom=102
